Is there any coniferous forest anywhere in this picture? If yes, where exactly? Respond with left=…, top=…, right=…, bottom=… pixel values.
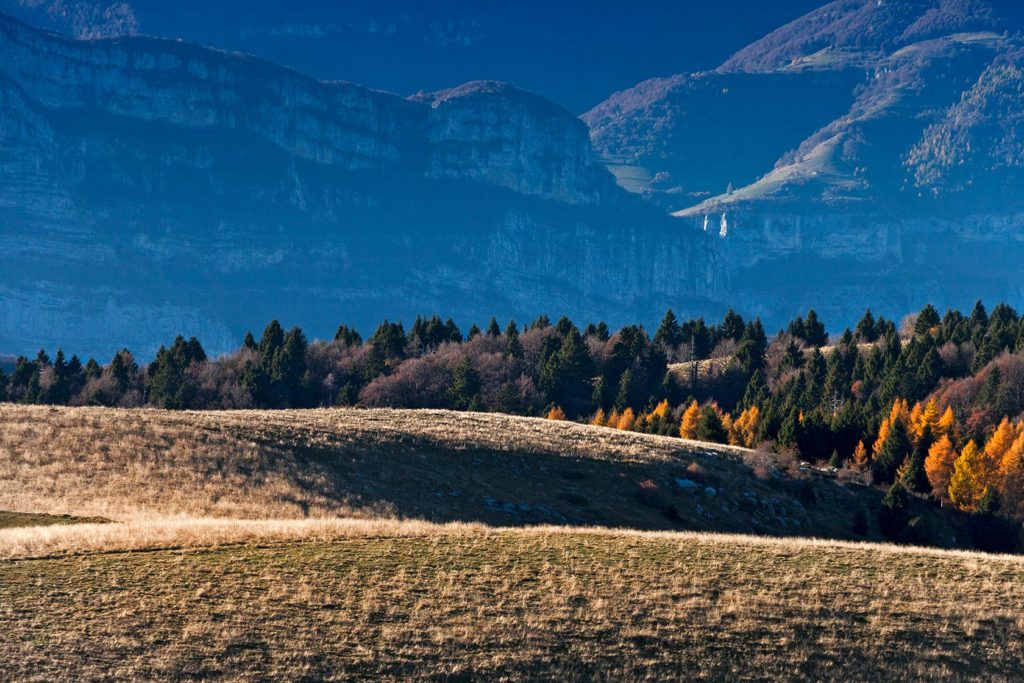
left=6, top=302, right=1024, bottom=545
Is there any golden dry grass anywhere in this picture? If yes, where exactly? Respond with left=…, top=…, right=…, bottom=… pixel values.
left=7, top=404, right=876, bottom=543
left=2, top=526, right=1024, bottom=680
left=0, top=404, right=1021, bottom=678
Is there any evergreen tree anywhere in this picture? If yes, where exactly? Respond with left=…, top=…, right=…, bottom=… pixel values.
left=450, top=356, right=482, bottom=411
left=554, top=316, right=575, bottom=337
left=614, top=369, right=635, bottom=412
left=695, top=405, right=728, bottom=444
left=243, top=331, right=258, bottom=351
left=720, top=309, right=745, bottom=342
left=84, top=358, right=102, bottom=382
left=803, top=310, right=828, bottom=347
left=486, top=317, right=501, bottom=338
left=914, top=304, right=941, bottom=336
left=653, top=308, right=682, bottom=351
left=539, top=328, right=594, bottom=417
left=691, top=319, right=712, bottom=360
left=740, top=369, right=770, bottom=410
left=259, top=320, right=285, bottom=366
left=856, top=309, right=878, bottom=342
left=504, top=321, right=524, bottom=359
left=146, top=337, right=205, bottom=409
left=467, top=324, right=481, bottom=339
left=879, top=482, right=910, bottom=540
left=900, top=443, right=931, bottom=494
left=334, top=325, right=362, bottom=347
left=872, top=418, right=911, bottom=485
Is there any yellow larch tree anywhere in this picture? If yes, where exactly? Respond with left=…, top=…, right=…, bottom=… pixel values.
left=938, top=405, right=956, bottom=438
left=925, top=435, right=957, bottom=503
left=590, top=408, right=606, bottom=427
left=651, top=399, right=670, bottom=421
left=616, top=407, right=636, bottom=431
left=730, top=405, right=761, bottom=448
left=679, top=401, right=700, bottom=440
left=546, top=406, right=567, bottom=421
left=948, top=440, right=987, bottom=511
left=920, top=398, right=941, bottom=434
left=999, top=427, right=1024, bottom=517
left=908, top=402, right=924, bottom=440
left=873, top=416, right=893, bottom=457
left=852, top=441, right=869, bottom=471
left=984, top=417, right=1016, bottom=477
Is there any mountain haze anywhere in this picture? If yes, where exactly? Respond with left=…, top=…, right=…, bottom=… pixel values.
left=4, top=1, right=1024, bottom=356
left=0, top=10, right=720, bottom=357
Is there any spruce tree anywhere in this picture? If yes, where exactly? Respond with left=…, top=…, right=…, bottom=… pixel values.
left=653, top=308, right=682, bottom=350
left=856, top=309, right=877, bottom=342
left=879, top=482, right=910, bottom=540
left=486, top=317, right=501, bottom=338
left=914, top=304, right=941, bottom=336
left=872, top=418, right=911, bottom=485
left=450, top=356, right=482, bottom=411
left=504, top=321, right=524, bottom=359
left=900, top=443, right=931, bottom=494
left=695, top=405, right=728, bottom=444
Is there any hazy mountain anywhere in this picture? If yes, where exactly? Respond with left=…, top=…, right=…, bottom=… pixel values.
left=0, top=10, right=719, bottom=357
left=586, top=0, right=1024, bottom=213
left=0, top=0, right=823, bottom=113
left=583, top=0, right=1024, bottom=328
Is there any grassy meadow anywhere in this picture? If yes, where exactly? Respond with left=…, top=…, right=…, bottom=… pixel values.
left=0, top=405, right=1020, bottom=679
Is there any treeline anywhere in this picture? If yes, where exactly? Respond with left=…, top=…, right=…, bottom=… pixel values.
left=5, top=302, right=1024, bottom=545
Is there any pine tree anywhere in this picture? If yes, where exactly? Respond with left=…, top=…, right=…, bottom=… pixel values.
left=740, top=369, right=769, bottom=410
left=539, top=328, right=594, bottom=417
left=243, top=331, right=258, bottom=351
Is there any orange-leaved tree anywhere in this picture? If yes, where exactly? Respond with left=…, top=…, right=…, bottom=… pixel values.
left=925, top=435, right=957, bottom=503
left=679, top=400, right=700, bottom=440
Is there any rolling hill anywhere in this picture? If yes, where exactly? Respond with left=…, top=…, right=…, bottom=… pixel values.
left=0, top=405, right=917, bottom=541
left=0, top=405, right=1020, bottom=678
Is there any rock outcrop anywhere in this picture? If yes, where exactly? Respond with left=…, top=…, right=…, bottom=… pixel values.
left=0, top=11, right=713, bottom=358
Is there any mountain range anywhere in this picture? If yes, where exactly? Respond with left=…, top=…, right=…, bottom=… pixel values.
left=2, top=0, right=1024, bottom=357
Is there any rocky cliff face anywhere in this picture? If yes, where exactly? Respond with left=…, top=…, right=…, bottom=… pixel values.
left=0, top=11, right=713, bottom=358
